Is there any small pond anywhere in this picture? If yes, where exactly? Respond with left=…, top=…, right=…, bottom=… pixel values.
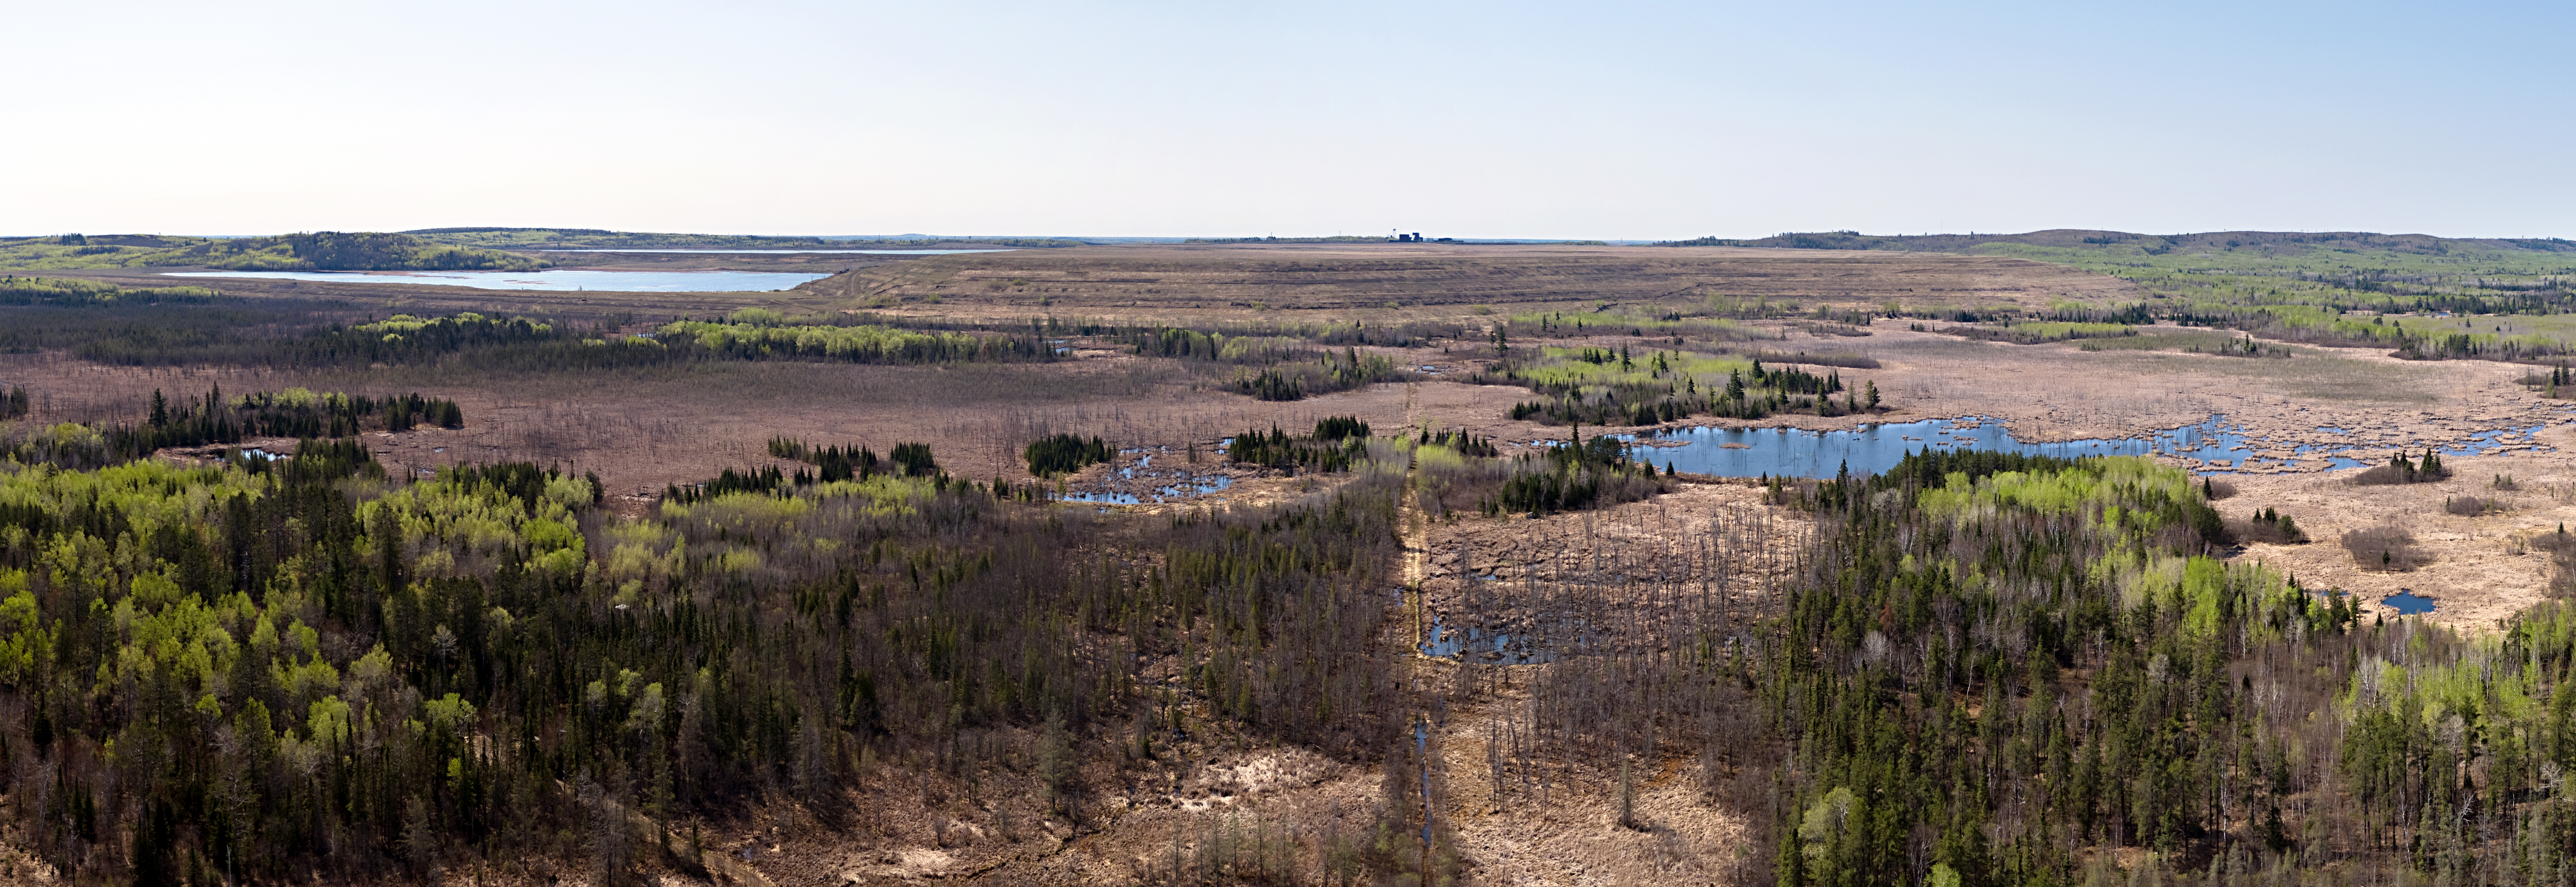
left=165, top=269, right=830, bottom=292
left=1062, top=446, right=1235, bottom=504
left=2382, top=591, right=2438, bottom=615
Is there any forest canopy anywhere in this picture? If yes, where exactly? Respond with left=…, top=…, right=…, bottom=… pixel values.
left=0, top=232, right=545, bottom=272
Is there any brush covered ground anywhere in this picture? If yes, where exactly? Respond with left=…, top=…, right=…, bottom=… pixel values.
left=1, top=238, right=2575, bottom=887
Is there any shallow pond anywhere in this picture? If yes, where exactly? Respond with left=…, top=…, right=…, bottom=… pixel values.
left=1625, top=414, right=2561, bottom=479
left=1419, top=616, right=1562, bottom=665
left=1063, top=446, right=1235, bottom=504
left=165, top=269, right=830, bottom=292
left=2383, top=590, right=2438, bottom=615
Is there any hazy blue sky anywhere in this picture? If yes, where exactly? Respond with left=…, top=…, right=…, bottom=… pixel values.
left=9, top=1, right=2569, bottom=239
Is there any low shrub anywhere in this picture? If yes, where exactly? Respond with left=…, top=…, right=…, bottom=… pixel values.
left=2445, top=495, right=2498, bottom=516
left=2341, top=524, right=2429, bottom=571
left=2350, top=451, right=2451, bottom=486
left=2229, top=507, right=2308, bottom=544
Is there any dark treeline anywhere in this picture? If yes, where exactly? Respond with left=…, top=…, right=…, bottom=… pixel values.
left=672, top=440, right=938, bottom=501
left=1499, top=308, right=1780, bottom=343
left=2, top=387, right=462, bottom=471
left=1114, top=320, right=1464, bottom=353
left=24, top=307, right=1062, bottom=372
left=1485, top=432, right=1666, bottom=516
left=1227, top=417, right=1372, bottom=472
left=0, top=276, right=224, bottom=308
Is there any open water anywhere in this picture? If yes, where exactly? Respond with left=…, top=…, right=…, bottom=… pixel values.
left=1622, top=414, right=2560, bottom=479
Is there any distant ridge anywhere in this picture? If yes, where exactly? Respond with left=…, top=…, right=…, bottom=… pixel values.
left=1659, top=229, right=2576, bottom=255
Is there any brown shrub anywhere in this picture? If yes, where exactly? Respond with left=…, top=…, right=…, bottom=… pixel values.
left=2228, top=507, right=2308, bottom=544
left=2537, top=528, right=2576, bottom=596
left=2349, top=454, right=2452, bottom=486
left=2445, top=495, right=2496, bottom=516
left=2201, top=477, right=2238, bottom=501
left=2341, top=524, right=2428, bottom=571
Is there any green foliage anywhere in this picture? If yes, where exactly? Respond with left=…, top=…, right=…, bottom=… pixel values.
left=1666, top=229, right=2576, bottom=362
left=1227, top=424, right=1367, bottom=472
left=658, top=318, right=1054, bottom=364
left=1494, top=351, right=1876, bottom=425
left=0, top=275, right=222, bottom=306
left=1486, top=432, right=1662, bottom=515
left=888, top=442, right=937, bottom=477
left=2, top=386, right=461, bottom=470
left=1945, top=321, right=2138, bottom=344
left=769, top=437, right=880, bottom=482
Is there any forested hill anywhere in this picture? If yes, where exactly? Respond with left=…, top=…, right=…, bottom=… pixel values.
left=0, top=232, right=546, bottom=272
left=1659, top=229, right=2576, bottom=257
left=1661, top=228, right=2576, bottom=361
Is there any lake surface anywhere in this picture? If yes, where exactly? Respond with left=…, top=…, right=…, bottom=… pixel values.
left=2383, top=591, right=2438, bottom=614
left=532, top=248, right=1014, bottom=254
left=1621, top=416, right=2163, bottom=478
left=1622, top=413, right=2560, bottom=479
left=165, top=270, right=830, bottom=292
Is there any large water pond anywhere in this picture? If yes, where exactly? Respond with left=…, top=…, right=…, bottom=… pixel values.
left=164, top=270, right=830, bottom=292
left=532, top=248, right=1015, bottom=254
left=1621, top=414, right=2558, bottom=479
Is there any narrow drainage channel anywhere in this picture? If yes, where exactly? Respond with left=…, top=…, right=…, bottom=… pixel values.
left=1413, top=718, right=1434, bottom=867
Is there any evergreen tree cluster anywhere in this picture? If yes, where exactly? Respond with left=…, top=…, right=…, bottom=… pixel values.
left=1228, top=421, right=1369, bottom=472
left=769, top=437, right=882, bottom=482
left=1486, top=431, right=1664, bottom=515
left=1023, top=433, right=1114, bottom=478
left=0, top=275, right=222, bottom=307
left=1501, top=357, right=1879, bottom=426
left=2351, top=449, right=2451, bottom=485
left=4, top=387, right=463, bottom=471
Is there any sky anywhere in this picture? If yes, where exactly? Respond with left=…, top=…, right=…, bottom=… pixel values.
left=6, top=1, right=2571, bottom=240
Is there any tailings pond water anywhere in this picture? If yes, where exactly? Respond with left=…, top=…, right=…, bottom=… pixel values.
left=165, top=270, right=831, bottom=292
